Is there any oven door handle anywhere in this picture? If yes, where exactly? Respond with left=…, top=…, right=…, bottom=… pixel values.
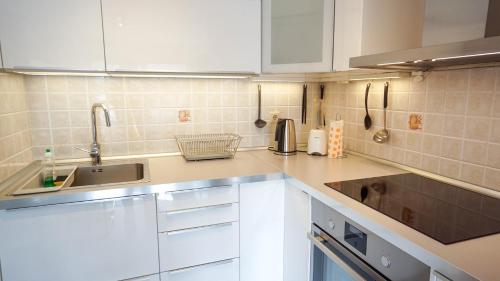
left=308, top=232, right=376, bottom=281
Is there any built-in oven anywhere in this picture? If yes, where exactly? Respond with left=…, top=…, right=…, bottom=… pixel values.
left=309, top=198, right=430, bottom=281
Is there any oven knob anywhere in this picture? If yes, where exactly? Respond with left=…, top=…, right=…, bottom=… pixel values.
left=380, top=256, right=391, bottom=268
left=328, top=220, right=335, bottom=230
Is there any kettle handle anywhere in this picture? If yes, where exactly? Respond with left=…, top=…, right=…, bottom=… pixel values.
left=275, top=120, right=284, bottom=151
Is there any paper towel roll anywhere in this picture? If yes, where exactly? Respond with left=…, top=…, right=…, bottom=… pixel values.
left=328, top=120, right=344, bottom=158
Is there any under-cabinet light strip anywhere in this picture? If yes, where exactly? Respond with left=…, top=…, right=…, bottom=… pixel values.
left=431, top=51, right=500, bottom=62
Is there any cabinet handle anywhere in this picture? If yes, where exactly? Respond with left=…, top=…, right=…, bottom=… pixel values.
left=166, top=221, right=234, bottom=236
left=168, top=258, right=234, bottom=275
left=308, top=232, right=368, bottom=281
left=165, top=203, right=235, bottom=215
left=164, top=185, right=232, bottom=195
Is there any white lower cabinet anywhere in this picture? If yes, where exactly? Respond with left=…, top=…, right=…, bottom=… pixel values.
left=284, top=181, right=311, bottom=281
left=240, top=180, right=285, bottom=281
left=240, top=179, right=311, bottom=281
left=160, top=259, right=239, bottom=281
left=0, top=195, right=159, bottom=281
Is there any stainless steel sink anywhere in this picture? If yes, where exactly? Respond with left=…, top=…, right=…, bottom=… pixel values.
left=69, top=161, right=149, bottom=188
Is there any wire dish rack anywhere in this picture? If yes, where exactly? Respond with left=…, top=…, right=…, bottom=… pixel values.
left=175, top=133, right=242, bottom=161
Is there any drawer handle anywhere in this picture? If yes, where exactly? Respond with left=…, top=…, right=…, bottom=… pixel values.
left=168, top=258, right=235, bottom=275
left=166, top=221, right=234, bottom=236
left=165, top=203, right=235, bottom=215
left=163, top=185, right=233, bottom=195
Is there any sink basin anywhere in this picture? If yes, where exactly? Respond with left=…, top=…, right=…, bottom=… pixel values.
left=70, top=163, right=147, bottom=188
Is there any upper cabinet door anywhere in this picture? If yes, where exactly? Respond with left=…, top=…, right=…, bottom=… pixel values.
left=101, top=0, right=261, bottom=74
left=262, top=0, right=334, bottom=73
left=0, top=0, right=105, bottom=71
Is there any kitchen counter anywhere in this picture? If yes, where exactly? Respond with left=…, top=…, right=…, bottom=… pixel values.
left=0, top=150, right=498, bottom=280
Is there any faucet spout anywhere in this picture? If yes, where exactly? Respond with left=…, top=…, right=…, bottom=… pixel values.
left=90, top=103, right=111, bottom=165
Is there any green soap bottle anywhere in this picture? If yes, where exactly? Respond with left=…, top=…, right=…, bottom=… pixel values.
left=42, top=148, right=56, bottom=187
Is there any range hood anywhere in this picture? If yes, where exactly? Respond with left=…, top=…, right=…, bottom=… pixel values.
left=350, top=0, right=500, bottom=71
left=350, top=36, right=500, bottom=71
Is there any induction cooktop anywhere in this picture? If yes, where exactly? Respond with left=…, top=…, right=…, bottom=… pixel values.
left=325, top=173, right=500, bottom=244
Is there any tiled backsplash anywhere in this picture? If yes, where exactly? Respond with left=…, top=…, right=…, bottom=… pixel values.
left=3, top=68, right=499, bottom=191
left=0, top=74, right=33, bottom=182
left=25, top=76, right=314, bottom=160
left=323, top=67, right=500, bottom=191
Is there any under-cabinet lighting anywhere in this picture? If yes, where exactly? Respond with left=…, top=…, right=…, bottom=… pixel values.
left=376, top=61, right=406, bottom=66
left=108, top=73, right=250, bottom=79
left=349, top=76, right=401, bottom=81
left=431, top=51, right=500, bottom=62
left=10, top=70, right=252, bottom=79
left=11, top=71, right=109, bottom=77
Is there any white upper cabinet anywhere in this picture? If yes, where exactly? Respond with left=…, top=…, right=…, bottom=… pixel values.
left=264, top=0, right=425, bottom=73
left=262, top=0, right=334, bottom=73
left=0, top=0, right=105, bottom=71
left=101, top=0, right=261, bottom=74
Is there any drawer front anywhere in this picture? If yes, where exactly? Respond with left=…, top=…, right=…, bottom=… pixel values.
left=157, top=185, right=238, bottom=213
left=159, top=222, right=239, bottom=271
left=158, top=203, right=239, bottom=232
left=160, top=258, right=239, bottom=281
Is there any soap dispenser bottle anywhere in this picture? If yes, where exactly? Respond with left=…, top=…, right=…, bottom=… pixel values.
left=42, top=148, right=56, bottom=187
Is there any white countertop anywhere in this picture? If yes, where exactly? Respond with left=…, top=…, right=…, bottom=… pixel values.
left=1, top=150, right=498, bottom=280
left=147, top=150, right=498, bottom=280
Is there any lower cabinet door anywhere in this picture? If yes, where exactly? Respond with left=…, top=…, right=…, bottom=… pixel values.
left=160, top=258, right=239, bottom=281
left=159, top=221, right=239, bottom=271
left=0, top=195, right=159, bottom=281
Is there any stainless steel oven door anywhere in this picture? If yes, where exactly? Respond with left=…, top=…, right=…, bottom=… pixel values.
left=309, top=224, right=388, bottom=281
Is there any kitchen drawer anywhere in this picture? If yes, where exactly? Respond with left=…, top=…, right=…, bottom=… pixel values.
left=157, top=185, right=238, bottom=212
left=158, top=203, right=239, bottom=232
left=160, top=258, right=239, bottom=281
left=123, top=274, right=160, bottom=281
left=159, top=221, right=239, bottom=271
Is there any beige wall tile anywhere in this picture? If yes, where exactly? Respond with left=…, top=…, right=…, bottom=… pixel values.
left=408, top=92, right=426, bottom=112
left=423, top=114, right=444, bottom=134
left=421, top=154, right=440, bottom=173
left=426, top=92, right=445, bottom=113
left=493, top=97, right=500, bottom=118
left=446, top=69, right=469, bottom=92
left=463, top=140, right=487, bottom=165
left=442, top=115, right=465, bottom=138
left=422, top=134, right=442, bottom=155
left=466, top=93, right=493, bottom=116
left=460, top=163, right=485, bottom=186
left=470, top=68, right=496, bottom=92
left=440, top=137, right=463, bottom=160
left=427, top=71, right=447, bottom=92
left=484, top=168, right=500, bottom=191
left=444, top=92, right=466, bottom=114
left=406, top=132, right=422, bottom=152
left=487, top=143, right=500, bottom=169
left=491, top=121, right=500, bottom=143
left=464, top=117, right=491, bottom=141
left=439, top=158, right=461, bottom=179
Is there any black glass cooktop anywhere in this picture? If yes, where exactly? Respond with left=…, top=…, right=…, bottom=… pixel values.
left=325, top=173, right=500, bottom=244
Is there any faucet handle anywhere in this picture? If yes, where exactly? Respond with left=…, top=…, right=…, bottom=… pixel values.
left=73, top=147, right=90, bottom=154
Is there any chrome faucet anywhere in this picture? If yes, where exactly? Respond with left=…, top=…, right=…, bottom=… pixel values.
left=75, top=103, right=111, bottom=165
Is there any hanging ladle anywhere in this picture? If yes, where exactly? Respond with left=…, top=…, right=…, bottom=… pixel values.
left=373, top=82, right=390, bottom=143
left=254, top=84, right=267, bottom=128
